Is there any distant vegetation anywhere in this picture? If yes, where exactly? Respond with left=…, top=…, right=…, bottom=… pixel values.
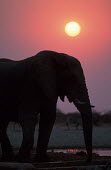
left=55, top=109, right=111, bottom=127
left=11, top=109, right=111, bottom=130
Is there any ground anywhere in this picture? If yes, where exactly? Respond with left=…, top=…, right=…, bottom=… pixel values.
left=0, top=124, right=111, bottom=169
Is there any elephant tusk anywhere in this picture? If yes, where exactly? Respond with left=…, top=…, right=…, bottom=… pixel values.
left=75, top=99, right=95, bottom=108
left=91, top=105, right=95, bottom=108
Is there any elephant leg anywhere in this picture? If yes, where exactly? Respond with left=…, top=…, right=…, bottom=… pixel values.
left=17, top=113, right=37, bottom=162
left=35, top=103, right=56, bottom=162
left=0, top=121, right=14, bottom=161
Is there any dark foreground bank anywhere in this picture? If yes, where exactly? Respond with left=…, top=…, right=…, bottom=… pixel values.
left=0, top=153, right=111, bottom=170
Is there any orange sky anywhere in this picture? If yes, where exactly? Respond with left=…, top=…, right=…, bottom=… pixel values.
left=0, top=0, right=111, bottom=113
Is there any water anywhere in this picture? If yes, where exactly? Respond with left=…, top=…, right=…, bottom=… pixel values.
left=48, top=149, right=111, bottom=156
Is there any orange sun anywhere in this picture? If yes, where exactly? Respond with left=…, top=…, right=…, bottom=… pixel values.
left=65, top=21, right=81, bottom=37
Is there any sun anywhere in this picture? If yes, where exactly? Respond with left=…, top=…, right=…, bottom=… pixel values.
left=65, top=21, right=81, bottom=37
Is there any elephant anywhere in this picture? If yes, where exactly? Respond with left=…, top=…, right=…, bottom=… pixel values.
left=0, top=50, right=93, bottom=163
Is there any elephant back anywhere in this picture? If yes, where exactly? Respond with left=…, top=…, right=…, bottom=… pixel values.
left=0, top=59, right=26, bottom=105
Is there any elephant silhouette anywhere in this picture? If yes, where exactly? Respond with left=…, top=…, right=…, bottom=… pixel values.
left=0, top=50, right=93, bottom=162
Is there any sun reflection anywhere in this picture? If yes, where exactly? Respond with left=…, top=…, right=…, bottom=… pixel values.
left=67, top=149, right=79, bottom=152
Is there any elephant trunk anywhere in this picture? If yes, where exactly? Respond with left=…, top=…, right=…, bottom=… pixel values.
left=79, top=103, right=92, bottom=162
left=73, top=79, right=92, bottom=162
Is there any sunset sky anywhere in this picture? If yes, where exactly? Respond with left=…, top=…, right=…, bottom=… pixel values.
left=0, top=0, right=111, bottom=113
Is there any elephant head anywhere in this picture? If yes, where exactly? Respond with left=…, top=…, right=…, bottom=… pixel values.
left=53, top=52, right=93, bottom=162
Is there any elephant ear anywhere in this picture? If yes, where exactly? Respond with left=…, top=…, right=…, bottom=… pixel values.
left=54, top=52, right=79, bottom=78
left=67, top=94, right=73, bottom=103
left=53, top=52, right=78, bottom=101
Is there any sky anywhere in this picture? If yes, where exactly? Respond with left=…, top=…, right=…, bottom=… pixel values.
left=0, top=0, right=111, bottom=113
